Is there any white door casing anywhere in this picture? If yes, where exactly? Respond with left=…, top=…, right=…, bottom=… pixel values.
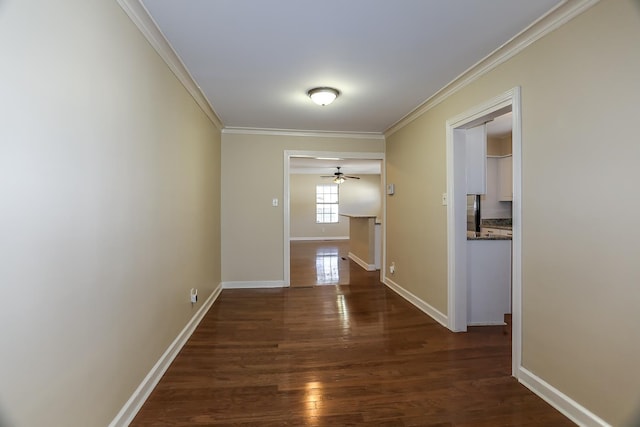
left=445, top=87, right=522, bottom=377
left=283, top=150, right=386, bottom=286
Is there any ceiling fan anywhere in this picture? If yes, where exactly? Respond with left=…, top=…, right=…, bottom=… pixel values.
left=321, top=167, right=360, bottom=184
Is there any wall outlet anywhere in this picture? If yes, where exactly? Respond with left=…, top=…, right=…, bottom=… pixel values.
left=389, top=262, right=396, bottom=274
left=441, top=193, right=448, bottom=206
left=190, top=288, right=198, bottom=303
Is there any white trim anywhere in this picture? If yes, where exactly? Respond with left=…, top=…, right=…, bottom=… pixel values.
left=445, top=87, right=522, bottom=377
left=116, top=0, right=223, bottom=128
left=348, top=252, right=376, bottom=272
left=510, top=88, right=523, bottom=378
left=383, top=277, right=448, bottom=327
left=518, top=367, right=611, bottom=427
left=467, top=321, right=506, bottom=326
left=385, top=0, right=599, bottom=137
left=284, top=151, right=292, bottom=287
left=109, top=284, right=222, bottom=427
left=286, top=151, right=386, bottom=160
left=222, top=281, right=287, bottom=289
left=291, top=168, right=382, bottom=175
left=289, top=236, right=349, bottom=241
left=223, top=127, right=384, bottom=140
left=446, top=126, right=467, bottom=333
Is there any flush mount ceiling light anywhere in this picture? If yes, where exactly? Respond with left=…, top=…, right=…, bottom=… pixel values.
left=307, top=87, right=340, bottom=106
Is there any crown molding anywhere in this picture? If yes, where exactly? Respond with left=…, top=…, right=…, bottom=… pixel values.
left=117, top=0, right=223, bottom=129
left=385, top=0, right=599, bottom=138
left=222, top=127, right=385, bottom=140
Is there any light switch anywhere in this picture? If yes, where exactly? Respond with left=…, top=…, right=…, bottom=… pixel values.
left=272, top=198, right=278, bottom=207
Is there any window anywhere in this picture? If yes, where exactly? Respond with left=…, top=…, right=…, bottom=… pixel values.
left=316, top=184, right=339, bottom=223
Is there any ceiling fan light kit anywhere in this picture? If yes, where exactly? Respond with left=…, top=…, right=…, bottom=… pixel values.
left=308, top=87, right=340, bottom=106
left=322, top=166, right=360, bottom=184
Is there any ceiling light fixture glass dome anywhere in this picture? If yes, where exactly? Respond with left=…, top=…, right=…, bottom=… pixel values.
left=307, top=87, right=340, bottom=106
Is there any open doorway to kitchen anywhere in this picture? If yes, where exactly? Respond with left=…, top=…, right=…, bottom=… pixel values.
left=284, top=151, right=385, bottom=288
left=445, top=87, right=522, bottom=377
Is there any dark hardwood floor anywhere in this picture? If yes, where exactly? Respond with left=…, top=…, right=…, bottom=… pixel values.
left=289, top=240, right=356, bottom=287
left=132, top=240, right=573, bottom=426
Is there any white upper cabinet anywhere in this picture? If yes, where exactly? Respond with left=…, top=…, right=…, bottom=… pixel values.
left=465, top=124, right=487, bottom=195
left=498, top=155, right=513, bottom=201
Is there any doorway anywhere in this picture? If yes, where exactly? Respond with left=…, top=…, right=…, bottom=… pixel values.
left=445, top=87, right=522, bottom=377
left=283, top=150, right=385, bottom=287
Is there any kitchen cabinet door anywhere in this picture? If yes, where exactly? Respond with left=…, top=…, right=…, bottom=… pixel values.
left=498, top=155, right=513, bottom=201
left=465, top=124, right=487, bottom=195
left=467, top=240, right=512, bottom=325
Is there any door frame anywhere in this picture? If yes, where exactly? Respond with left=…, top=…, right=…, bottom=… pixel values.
left=283, top=150, right=386, bottom=286
left=445, top=87, right=522, bottom=377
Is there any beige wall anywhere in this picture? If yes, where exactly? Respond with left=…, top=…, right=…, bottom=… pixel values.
left=0, top=1, right=221, bottom=426
left=290, top=174, right=381, bottom=239
left=221, top=132, right=383, bottom=283
left=385, top=0, right=640, bottom=424
left=340, top=174, right=383, bottom=219
left=487, top=135, right=512, bottom=156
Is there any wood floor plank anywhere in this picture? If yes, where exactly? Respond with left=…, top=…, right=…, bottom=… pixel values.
left=131, top=240, right=573, bottom=426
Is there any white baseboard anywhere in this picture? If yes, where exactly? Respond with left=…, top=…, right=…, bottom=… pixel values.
left=289, top=236, right=349, bottom=241
left=468, top=321, right=507, bottom=326
left=348, top=252, right=377, bottom=271
left=383, top=277, right=448, bottom=327
left=222, top=280, right=287, bottom=289
left=518, top=367, right=610, bottom=427
left=109, top=283, right=222, bottom=427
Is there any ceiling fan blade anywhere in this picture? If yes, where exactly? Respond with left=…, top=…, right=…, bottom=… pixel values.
left=344, top=175, right=360, bottom=179
left=320, top=175, right=335, bottom=178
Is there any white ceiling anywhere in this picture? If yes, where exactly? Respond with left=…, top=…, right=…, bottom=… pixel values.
left=141, top=0, right=561, bottom=134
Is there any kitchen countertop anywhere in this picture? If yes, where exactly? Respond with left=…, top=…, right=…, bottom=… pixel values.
left=469, top=218, right=513, bottom=239
left=483, top=225, right=512, bottom=230
left=481, top=218, right=512, bottom=230
left=467, top=233, right=512, bottom=241
left=340, top=213, right=381, bottom=225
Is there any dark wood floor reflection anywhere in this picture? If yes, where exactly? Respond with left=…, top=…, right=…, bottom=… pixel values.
left=290, top=240, right=369, bottom=287
left=132, top=242, right=572, bottom=426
